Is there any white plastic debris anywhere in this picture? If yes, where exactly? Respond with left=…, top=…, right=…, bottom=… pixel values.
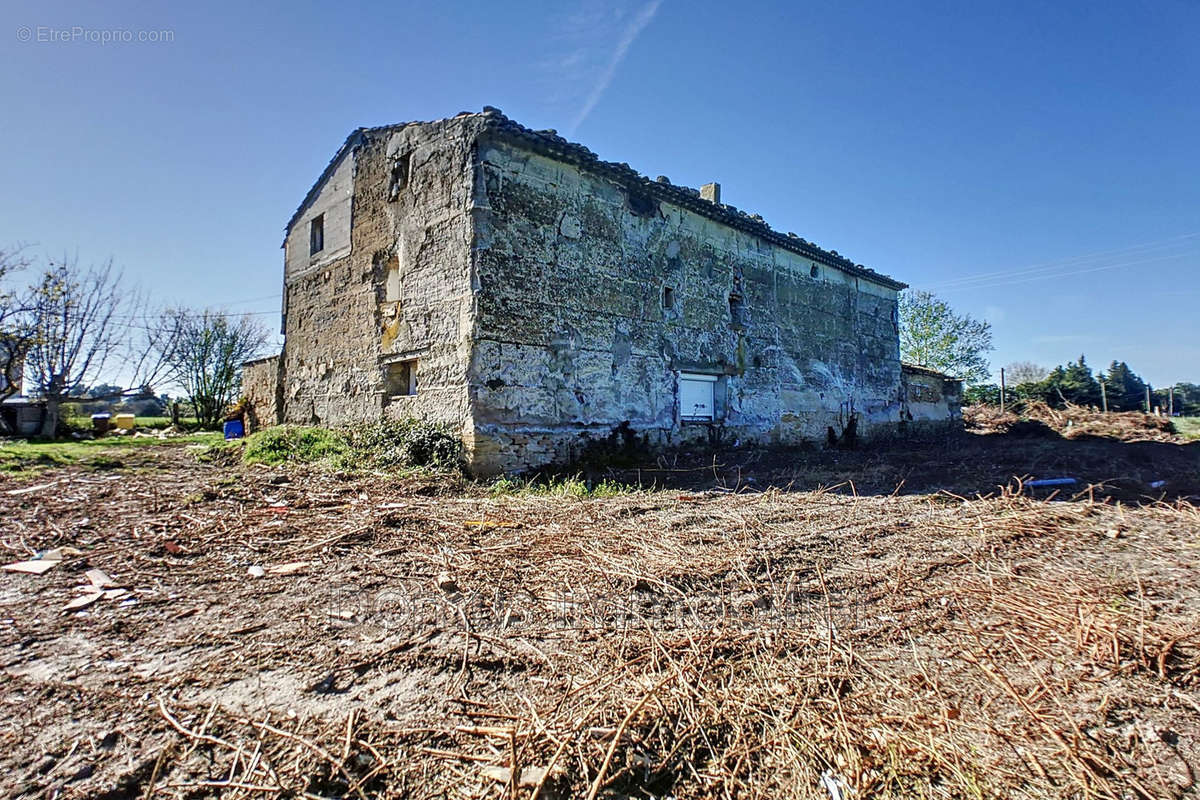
left=821, top=770, right=849, bottom=800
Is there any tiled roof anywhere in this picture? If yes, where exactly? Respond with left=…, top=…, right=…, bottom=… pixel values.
left=284, top=108, right=907, bottom=291
left=477, top=108, right=906, bottom=290
left=901, top=363, right=961, bottom=380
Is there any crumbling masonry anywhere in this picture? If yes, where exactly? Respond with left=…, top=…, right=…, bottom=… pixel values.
left=243, top=108, right=959, bottom=474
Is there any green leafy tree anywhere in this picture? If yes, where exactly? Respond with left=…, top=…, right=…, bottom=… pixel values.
left=1010, top=381, right=1045, bottom=401
left=1100, top=361, right=1149, bottom=412
left=963, top=383, right=1001, bottom=405
left=1176, top=383, right=1200, bottom=416
left=1156, top=382, right=1200, bottom=416
left=898, top=290, right=994, bottom=384
left=1033, top=356, right=1102, bottom=408
left=86, top=382, right=125, bottom=400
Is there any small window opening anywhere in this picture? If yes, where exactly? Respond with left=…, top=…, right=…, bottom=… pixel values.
left=729, top=293, right=746, bottom=329
left=810, top=264, right=819, bottom=279
left=662, top=286, right=675, bottom=310
left=310, top=214, right=325, bottom=255
left=385, top=359, right=417, bottom=397
left=388, top=152, right=411, bottom=201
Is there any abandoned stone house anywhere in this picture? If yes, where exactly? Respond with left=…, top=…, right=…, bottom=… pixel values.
left=243, top=107, right=958, bottom=474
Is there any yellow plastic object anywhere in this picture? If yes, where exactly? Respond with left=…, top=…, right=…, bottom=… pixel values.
left=113, top=413, right=136, bottom=430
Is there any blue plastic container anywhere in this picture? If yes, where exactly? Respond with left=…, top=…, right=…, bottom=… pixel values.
left=223, top=419, right=245, bottom=440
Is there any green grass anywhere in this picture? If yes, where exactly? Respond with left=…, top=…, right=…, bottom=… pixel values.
left=240, top=422, right=464, bottom=472
left=132, top=416, right=218, bottom=430
left=0, top=432, right=224, bottom=476
left=1173, top=417, right=1200, bottom=441
left=487, top=474, right=640, bottom=498
left=242, top=425, right=349, bottom=466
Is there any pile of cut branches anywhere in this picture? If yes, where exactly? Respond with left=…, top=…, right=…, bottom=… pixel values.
left=966, top=400, right=1182, bottom=443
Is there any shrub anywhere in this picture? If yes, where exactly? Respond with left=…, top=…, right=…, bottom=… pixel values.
left=340, top=419, right=462, bottom=472
left=242, top=425, right=349, bottom=466
left=239, top=420, right=463, bottom=472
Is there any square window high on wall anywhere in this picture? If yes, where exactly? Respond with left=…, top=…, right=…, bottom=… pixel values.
left=679, top=373, right=718, bottom=421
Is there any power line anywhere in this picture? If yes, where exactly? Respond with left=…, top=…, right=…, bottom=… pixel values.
left=87, top=293, right=283, bottom=323
left=934, top=251, right=1192, bottom=293
left=932, top=232, right=1200, bottom=291
left=104, top=307, right=283, bottom=323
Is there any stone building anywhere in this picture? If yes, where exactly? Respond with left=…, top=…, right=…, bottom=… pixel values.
left=900, top=363, right=964, bottom=430
left=245, top=107, right=955, bottom=474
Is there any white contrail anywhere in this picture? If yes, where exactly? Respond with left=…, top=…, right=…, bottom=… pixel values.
left=570, top=0, right=663, bottom=134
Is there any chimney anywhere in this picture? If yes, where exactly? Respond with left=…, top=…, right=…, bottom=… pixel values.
left=700, top=182, right=721, bottom=204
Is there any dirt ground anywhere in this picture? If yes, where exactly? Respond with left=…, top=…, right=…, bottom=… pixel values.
left=2, top=430, right=1198, bottom=799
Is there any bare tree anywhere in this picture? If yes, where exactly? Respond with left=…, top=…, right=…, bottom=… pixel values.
left=160, top=309, right=268, bottom=428
left=0, top=245, right=35, bottom=402
left=25, top=257, right=125, bottom=435
left=1004, top=361, right=1050, bottom=385
left=24, top=255, right=174, bottom=436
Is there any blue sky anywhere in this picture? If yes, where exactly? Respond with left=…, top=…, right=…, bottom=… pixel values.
left=3, top=0, right=1197, bottom=386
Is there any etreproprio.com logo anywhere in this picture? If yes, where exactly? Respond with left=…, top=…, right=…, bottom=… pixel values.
left=17, top=25, right=175, bottom=44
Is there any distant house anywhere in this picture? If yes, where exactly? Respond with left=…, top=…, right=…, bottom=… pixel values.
left=900, top=364, right=963, bottom=428
left=245, top=107, right=961, bottom=473
left=0, top=397, right=45, bottom=437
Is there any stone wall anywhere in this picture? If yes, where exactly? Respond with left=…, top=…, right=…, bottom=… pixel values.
left=900, top=364, right=963, bottom=429
left=241, top=355, right=281, bottom=429
left=466, top=136, right=902, bottom=474
left=268, top=110, right=910, bottom=476
left=277, top=118, right=480, bottom=432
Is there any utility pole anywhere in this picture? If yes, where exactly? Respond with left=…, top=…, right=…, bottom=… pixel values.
left=1145, top=385, right=1152, bottom=414
left=999, top=367, right=1006, bottom=413
left=1099, top=380, right=1107, bottom=413
left=1169, top=386, right=1175, bottom=416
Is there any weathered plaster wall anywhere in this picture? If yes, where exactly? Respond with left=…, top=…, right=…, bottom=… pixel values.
left=269, top=110, right=908, bottom=475
left=277, top=119, right=479, bottom=430
left=285, top=151, right=354, bottom=280
left=467, top=137, right=901, bottom=473
left=900, top=365, right=963, bottom=429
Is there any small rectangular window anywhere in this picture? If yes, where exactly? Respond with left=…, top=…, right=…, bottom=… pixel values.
left=310, top=214, right=325, bottom=255
left=662, top=286, right=675, bottom=310
left=385, top=359, right=417, bottom=397
left=679, top=372, right=718, bottom=421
